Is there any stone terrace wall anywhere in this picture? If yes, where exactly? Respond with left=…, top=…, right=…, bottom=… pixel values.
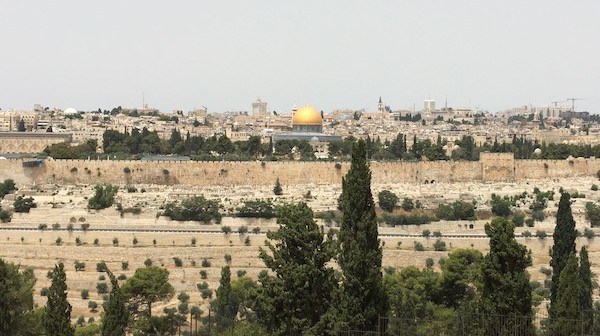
left=1, top=155, right=599, bottom=187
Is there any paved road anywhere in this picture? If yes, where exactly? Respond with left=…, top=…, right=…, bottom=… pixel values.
left=0, top=226, right=550, bottom=238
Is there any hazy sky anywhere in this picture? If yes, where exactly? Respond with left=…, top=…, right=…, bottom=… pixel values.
left=1, top=1, right=599, bottom=114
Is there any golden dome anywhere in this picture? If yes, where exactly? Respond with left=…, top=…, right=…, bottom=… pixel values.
left=292, top=105, right=322, bottom=125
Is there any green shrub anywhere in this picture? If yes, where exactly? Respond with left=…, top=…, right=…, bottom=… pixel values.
left=0, top=209, right=11, bottom=223
left=583, top=228, right=595, bottom=239
left=199, top=270, right=208, bottom=279
left=540, top=266, right=552, bottom=277
left=0, top=179, right=16, bottom=198
left=414, top=241, right=425, bottom=251
left=401, top=198, right=414, bottom=211
left=237, top=270, right=247, bottom=277
left=425, top=258, right=434, bottom=268
left=236, top=200, right=275, bottom=218
left=144, top=259, right=152, bottom=267
left=433, top=239, right=446, bottom=251
left=173, top=257, right=183, bottom=267
left=378, top=190, right=399, bottom=212
left=74, top=261, right=85, bottom=271
left=380, top=213, right=437, bottom=226
left=162, top=196, right=222, bottom=223
left=421, top=230, right=431, bottom=237
left=96, top=283, right=108, bottom=294
left=14, top=196, right=36, bottom=213
left=87, top=184, right=118, bottom=210
left=512, top=212, right=525, bottom=227
left=88, top=300, right=98, bottom=311
left=201, top=259, right=211, bottom=267
left=522, top=230, right=532, bottom=238
left=585, top=202, right=600, bottom=227
left=592, top=184, right=599, bottom=191
left=535, top=230, right=547, bottom=239
left=221, top=226, right=232, bottom=234
left=435, top=200, right=475, bottom=220
left=81, top=289, right=89, bottom=299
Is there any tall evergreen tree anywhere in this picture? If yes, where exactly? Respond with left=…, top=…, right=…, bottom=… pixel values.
left=550, top=253, right=581, bottom=336
left=102, top=265, right=129, bottom=336
left=214, top=265, right=238, bottom=325
left=0, top=259, right=36, bottom=335
left=549, top=192, right=577, bottom=317
left=579, top=246, right=593, bottom=333
left=44, top=262, right=74, bottom=336
left=337, top=139, right=387, bottom=332
left=253, top=202, right=337, bottom=336
left=480, top=217, right=533, bottom=335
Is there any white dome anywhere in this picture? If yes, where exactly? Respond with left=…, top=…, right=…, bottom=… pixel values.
left=64, top=108, right=78, bottom=115
left=533, top=148, right=542, bottom=155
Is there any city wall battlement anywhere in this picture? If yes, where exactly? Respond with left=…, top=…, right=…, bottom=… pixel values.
left=1, top=153, right=599, bottom=187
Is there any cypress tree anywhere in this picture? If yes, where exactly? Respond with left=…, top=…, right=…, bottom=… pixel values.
left=549, top=192, right=577, bottom=318
left=214, top=265, right=237, bottom=325
left=480, top=217, right=533, bottom=334
left=337, top=139, right=387, bottom=332
left=44, top=262, right=74, bottom=336
left=580, top=246, right=593, bottom=333
left=102, top=266, right=129, bottom=336
left=550, top=253, right=581, bottom=336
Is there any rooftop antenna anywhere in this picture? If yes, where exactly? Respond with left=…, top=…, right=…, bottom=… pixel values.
left=142, top=92, right=145, bottom=109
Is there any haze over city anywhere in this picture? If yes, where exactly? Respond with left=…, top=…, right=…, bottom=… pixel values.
left=1, top=1, right=599, bottom=114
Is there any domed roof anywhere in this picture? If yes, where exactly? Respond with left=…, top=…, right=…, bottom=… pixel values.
left=292, top=105, right=322, bottom=126
left=64, top=108, right=78, bottom=115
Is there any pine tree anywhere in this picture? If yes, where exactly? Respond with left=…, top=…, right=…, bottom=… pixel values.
left=337, top=139, right=387, bottom=332
left=0, top=259, right=36, bottom=334
left=580, top=246, right=593, bottom=333
left=550, top=253, right=581, bottom=336
left=549, top=192, right=577, bottom=318
left=253, top=202, right=337, bottom=335
left=44, top=262, right=74, bottom=336
left=480, top=217, right=533, bottom=334
left=102, top=265, right=129, bottom=336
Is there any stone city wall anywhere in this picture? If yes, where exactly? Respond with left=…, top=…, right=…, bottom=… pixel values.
left=1, top=153, right=599, bottom=187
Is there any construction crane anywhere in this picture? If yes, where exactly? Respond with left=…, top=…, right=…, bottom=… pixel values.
left=566, top=98, right=588, bottom=112
left=551, top=100, right=566, bottom=107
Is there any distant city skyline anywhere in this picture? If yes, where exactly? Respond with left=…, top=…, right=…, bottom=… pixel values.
left=1, top=1, right=598, bottom=114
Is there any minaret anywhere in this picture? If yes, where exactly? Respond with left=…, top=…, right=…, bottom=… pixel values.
left=532, top=112, right=540, bottom=142
left=378, top=97, right=384, bottom=113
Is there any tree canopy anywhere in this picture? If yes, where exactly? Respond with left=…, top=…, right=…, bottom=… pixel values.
left=121, top=266, right=175, bottom=317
